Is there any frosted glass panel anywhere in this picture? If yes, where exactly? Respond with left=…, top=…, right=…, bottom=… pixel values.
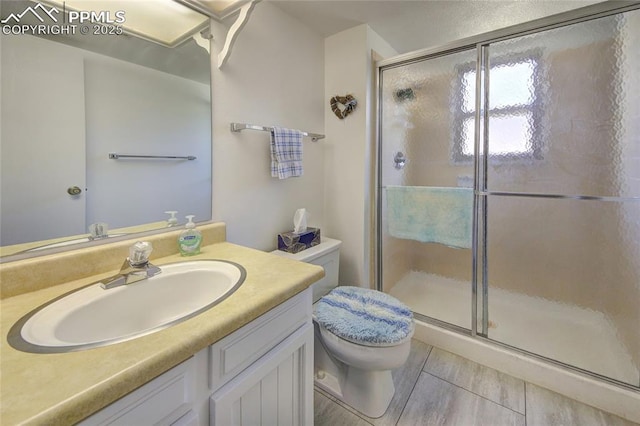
left=380, top=49, right=478, bottom=186
left=485, top=196, right=640, bottom=386
left=380, top=48, right=477, bottom=330
left=462, top=118, right=475, bottom=156
left=486, top=9, right=640, bottom=198
left=488, top=60, right=536, bottom=108
left=379, top=6, right=640, bottom=389
left=488, top=113, right=532, bottom=155
left=463, top=60, right=536, bottom=111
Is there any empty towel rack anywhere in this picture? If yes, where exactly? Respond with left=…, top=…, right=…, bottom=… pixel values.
left=230, top=123, right=325, bottom=142
left=109, top=153, right=197, bottom=160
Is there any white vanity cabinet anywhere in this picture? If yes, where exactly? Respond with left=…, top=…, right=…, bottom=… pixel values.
left=207, top=291, right=313, bottom=425
left=81, top=289, right=313, bottom=426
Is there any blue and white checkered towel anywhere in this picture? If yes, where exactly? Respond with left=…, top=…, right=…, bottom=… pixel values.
left=270, top=126, right=303, bottom=179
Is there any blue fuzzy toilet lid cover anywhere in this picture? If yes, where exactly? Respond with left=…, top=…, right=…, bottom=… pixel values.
left=315, top=286, right=414, bottom=346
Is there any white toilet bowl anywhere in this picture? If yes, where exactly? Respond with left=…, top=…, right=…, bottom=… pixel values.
left=318, top=323, right=412, bottom=370
left=313, top=286, right=414, bottom=418
left=270, top=238, right=414, bottom=418
left=315, top=320, right=413, bottom=418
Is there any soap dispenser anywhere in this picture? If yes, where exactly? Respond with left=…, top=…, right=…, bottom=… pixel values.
left=165, top=211, right=178, bottom=227
left=178, top=215, right=202, bottom=256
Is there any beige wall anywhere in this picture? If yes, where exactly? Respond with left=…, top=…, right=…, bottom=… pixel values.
left=324, top=25, right=397, bottom=287
left=211, top=2, right=325, bottom=251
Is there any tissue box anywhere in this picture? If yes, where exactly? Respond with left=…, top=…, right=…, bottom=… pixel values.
left=277, top=228, right=321, bottom=253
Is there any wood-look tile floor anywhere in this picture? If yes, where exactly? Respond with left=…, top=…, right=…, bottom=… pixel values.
left=314, top=340, right=639, bottom=426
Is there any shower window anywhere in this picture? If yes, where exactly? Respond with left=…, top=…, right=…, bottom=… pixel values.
left=452, top=52, right=544, bottom=163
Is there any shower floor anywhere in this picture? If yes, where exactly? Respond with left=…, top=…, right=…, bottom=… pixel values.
left=389, top=270, right=639, bottom=386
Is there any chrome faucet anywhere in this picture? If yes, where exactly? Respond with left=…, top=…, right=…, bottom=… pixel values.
left=88, top=222, right=109, bottom=241
left=101, top=241, right=162, bottom=289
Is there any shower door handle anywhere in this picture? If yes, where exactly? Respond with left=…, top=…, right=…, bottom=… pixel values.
left=394, top=152, right=406, bottom=170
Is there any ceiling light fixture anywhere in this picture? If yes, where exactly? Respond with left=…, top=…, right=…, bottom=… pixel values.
left=43, top=0, right=210, bottom=48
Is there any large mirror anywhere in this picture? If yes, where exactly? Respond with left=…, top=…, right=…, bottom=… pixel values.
left=0, top=0, right=212, bottom=258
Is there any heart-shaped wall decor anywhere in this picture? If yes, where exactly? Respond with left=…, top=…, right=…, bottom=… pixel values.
left=330, top=95, right=357, bottom=119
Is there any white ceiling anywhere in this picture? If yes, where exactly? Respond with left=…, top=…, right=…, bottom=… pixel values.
left=268, top=0, right=601, bottom=54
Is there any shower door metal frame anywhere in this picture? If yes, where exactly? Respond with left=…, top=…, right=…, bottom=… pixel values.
left=375, top=0, right=640, bottom=389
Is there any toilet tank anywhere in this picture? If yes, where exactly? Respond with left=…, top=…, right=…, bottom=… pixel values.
left=270, top=237, right=341, bottom=302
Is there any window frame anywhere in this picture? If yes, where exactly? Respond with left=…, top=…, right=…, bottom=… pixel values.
left=451, top=50, right=545, bottom=164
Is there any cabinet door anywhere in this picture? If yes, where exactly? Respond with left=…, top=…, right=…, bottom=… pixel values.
left=210, top=323, right=313, bottom=426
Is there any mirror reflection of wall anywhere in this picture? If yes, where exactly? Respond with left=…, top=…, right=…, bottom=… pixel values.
left=0, top=0, right=212, bottom=254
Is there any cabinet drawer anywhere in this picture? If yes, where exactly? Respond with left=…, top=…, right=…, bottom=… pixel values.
left=80, top=358, right=193, bottom=425
left=209, top=289, right=312, bottom=391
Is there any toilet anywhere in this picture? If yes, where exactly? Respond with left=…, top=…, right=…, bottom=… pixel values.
left=271, top=238, right=414, bottom=418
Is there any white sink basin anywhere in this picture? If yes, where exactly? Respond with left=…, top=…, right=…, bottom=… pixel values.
left=9, top=260, right=245, bottom=353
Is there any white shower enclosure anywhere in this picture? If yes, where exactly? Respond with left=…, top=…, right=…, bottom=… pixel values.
left=377, top=3, right=640, bottom=388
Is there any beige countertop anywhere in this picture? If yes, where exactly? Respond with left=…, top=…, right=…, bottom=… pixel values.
left=0, top=241, right=324, bottom=425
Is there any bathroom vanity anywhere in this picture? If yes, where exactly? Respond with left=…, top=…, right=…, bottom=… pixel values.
left=82, top=289, right=313, bottom=425
left=0, top=223, right=324, bottom=425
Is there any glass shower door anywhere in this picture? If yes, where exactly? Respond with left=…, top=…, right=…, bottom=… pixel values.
left=379, top=49, right=478, bottom=330
left=481, top=10, right=640, bottom=386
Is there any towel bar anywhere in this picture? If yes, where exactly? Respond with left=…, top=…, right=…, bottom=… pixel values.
left=230, top=123, right=325, bottom=142
left=109, top=153, right=197, bottom=160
